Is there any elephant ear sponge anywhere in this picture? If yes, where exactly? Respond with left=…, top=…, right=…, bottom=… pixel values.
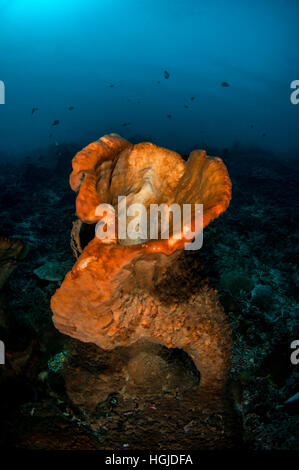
left=174, top=149, right=231, bottom=229
left=51, top=134, right=232, bottom=401
left=67, top=133, right=231, bottom=248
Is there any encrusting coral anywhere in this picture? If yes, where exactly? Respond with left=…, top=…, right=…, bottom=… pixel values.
left=51, top=134, right=232, bottom=404
left=0, top=236, right=29, bottom=289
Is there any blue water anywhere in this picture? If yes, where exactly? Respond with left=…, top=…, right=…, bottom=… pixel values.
left=0, top=0, right=298, bottom=157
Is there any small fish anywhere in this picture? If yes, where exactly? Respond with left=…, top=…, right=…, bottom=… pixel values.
left=52, top=120, right=59, bottom=126
left=221, top=81, right=230, bottom=87
left=184, top=105, right=189, bottom=109
left=68, top=106, right=74, bottom=111
left=122, top=122, right=127, bottom=127
left=167, top=114, right=172, bottom=119
left=32, top=107, right=38, bottom=114
left=164, top=70, right=170, bottom=79
left=109, top=84, right=115, bottom=88
left=190, top=96, right=195, bottom=101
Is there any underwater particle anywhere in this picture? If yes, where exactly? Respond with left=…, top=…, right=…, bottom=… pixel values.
left=128, top=98, right=131, bottom=102
left=122, top=123, right=127, bottom=127
left=167, top=114, right=172, bottom=119
left=221, top=81, right=230, bottom=87
left=38, top=370, right=49, bottom=382
left=127, top=122, right=132, bottom=126
left=184, top=420, right=196, bottom=433
left=49, top=133, right=53, bottom=137
left=190, top=96, right=195, bottom=101
left=250, top=124, right=254, bottom=128
left=184, top=105, right=189, bottom=109
left=164, top=70, right=170, bottom=79
left=108, top=393, right=119, bottom=408
left=52, top=120, right=59, bottom=126
left=48, top=351, right=67, bottom=373
left=109, top=84, right=115, bottom=88
left=262, top=133, right=266, bottom=137
left=31, top=107, right=38, bottom=114
left=68, top=106, right=74, bottom=111
left=157, top=80, right=160, bottom=84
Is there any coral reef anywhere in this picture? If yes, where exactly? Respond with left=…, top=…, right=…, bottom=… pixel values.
left=0, top=143, right=298, bottom=450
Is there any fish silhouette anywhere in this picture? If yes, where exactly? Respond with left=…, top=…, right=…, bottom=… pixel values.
left=32, top=107, right=38, bottom=114
left=164, top=70, right=170, bottom=79
left=221, top=81, right=230, bottom=87
left=52, top=120, right=59, bottom=126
